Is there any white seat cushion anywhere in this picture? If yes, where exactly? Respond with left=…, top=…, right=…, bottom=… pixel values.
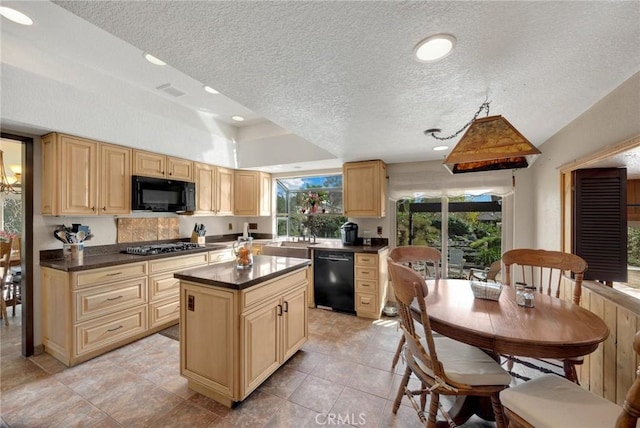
left=416, top=336, right=512, bottom=386
left=500, top=374, right=631, bottom=428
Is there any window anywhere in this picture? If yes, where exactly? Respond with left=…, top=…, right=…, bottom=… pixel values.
left=396, top=195, right=502, bottom=277
left=276, top=175, right=348, bottom=238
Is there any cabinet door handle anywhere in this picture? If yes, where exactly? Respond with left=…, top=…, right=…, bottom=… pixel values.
left=102, top=206, right=106, bottom=211
left=277, top=304, right=282, bottom=316
left=106, top=295, right=123, bottom=301
left=107, top=325, right=123, bottom=332
left=283, top=301, right=289, bottom=313
left=106, top=272, right=122, bottom=276
left=91, top=206, right=95, bottom=212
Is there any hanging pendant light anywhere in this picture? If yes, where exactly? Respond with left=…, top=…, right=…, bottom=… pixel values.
left=425, top=101, right=541, bottom=174
left=443, top=115, right=541, bottom=174
left=0, top=150, right=21, bottom=194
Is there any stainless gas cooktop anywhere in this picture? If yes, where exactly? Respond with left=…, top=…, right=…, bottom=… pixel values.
left=123, top=242, right=202, bottom=256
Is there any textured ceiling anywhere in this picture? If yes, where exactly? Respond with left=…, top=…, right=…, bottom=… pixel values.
left=5, top=1, right=640, bottom=169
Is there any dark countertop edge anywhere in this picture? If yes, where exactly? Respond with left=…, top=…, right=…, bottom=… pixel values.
left=174, top=258, right=311, bottom=290
left=39, top=244, right=232, bottom=272
left=309, top=245, right=389, bottom=254
left=39, top=241, right=387, bottom=272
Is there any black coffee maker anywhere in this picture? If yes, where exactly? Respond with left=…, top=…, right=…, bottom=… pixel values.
left=340, top=222, right=359, bottom=245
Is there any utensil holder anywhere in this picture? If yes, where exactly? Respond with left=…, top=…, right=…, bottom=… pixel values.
left=63, top=243, right=84, bottom=261
left=190, top=232, right=205, bottom=245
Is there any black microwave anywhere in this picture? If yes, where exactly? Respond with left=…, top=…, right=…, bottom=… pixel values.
left=131, top=175, right=196, bottom=212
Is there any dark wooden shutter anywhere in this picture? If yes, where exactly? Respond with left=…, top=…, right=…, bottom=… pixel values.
left=572, top=168, right=627, bottom=282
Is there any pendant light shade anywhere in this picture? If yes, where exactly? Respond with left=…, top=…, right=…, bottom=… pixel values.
left=443, top=115, right=540, bottom=174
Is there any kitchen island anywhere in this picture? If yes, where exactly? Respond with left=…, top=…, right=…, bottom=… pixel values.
left=174, top=255, right=311, bottom=407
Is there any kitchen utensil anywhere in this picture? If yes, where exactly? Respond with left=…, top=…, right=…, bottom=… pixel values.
left=76, top=230, right=86, bottom=242
left=54, top=230, right=67, bottom=243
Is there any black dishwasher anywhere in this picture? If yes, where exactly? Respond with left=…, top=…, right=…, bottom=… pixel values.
left=313, top=251, right=355, bottom=314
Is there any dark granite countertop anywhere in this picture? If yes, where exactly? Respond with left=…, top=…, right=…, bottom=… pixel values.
left=308, top=241, right=388, bottom=254
left=39, top=243, right=232, bottom=272
left=174, top=255, right=311, bottom=290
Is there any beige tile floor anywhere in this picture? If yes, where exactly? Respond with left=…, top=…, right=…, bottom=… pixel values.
left=0, top=305, right=515, bottom=427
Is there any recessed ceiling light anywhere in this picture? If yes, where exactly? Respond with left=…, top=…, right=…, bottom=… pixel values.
left=414, top=34, right=456, bottom=62
left=231, top=116, right=245, bottom=122
left=203, top=85, right=219, bottom=94
left=0, top=7, right=33, bottom=25
left=433, top=145, right=449, bottom=151
left=143, top=53, right=166, bottom=66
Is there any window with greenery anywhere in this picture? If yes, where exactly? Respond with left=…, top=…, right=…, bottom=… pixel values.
left=276, top=175, right=348, bottom=238
left=396, top=195, right=502, bottom=275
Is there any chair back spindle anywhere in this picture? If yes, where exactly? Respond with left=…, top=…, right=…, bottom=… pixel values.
left=502, top=248, right=587, bottom=305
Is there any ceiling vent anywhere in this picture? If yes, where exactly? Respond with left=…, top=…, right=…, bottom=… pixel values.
left=156, top=83, right=187, bottom=98
left=443, top=115, right=541, bottom=174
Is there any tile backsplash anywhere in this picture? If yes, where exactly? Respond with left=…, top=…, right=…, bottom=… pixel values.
left=117, top=217, right=180, bottom=243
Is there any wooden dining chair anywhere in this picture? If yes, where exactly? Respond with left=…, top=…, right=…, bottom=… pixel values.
left=7, top=235, right=21, bottom=316
left=388, top=258, right=512, bottom=428
left=469, top=260, right=502, bottom=282
left=448, top=248, right=466, bottom=278
left=0, top=237, right=14, bottom=326
left=388, top=246, right=442, bottom=369
left=500, top=330, right=640, bottom=428
left=501, top=248, right=588, bottom=383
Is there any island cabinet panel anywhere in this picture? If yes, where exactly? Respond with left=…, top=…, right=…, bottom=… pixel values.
left=282, top=286, right=307, bottom=361
left=242, top=299, right=281, bottom=394
left=179, top=265, right=309, bottom=407
left=181, top=284, right=236, bottom=400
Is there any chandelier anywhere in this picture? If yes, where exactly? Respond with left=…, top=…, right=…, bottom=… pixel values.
left=0, top=150, right=21, bottom=194
left=425, top=101, right=541, bottom=174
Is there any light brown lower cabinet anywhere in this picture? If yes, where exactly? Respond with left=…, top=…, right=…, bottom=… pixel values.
left=180, top=267, right=308, bottom=407
left=41, top=250, right=221, bottom=367
left=42, top=262, right=150, bottom=366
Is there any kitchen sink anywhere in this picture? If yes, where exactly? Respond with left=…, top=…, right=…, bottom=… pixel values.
left=261, top=245, right=310, bottom=259
left=275, top=241, right=318, bottom=248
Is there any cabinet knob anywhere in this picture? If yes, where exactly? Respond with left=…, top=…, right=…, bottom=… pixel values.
left=102, top=206, right=106, bottom=211
left=91, top=206, right=95, bottom=212
left=168, top=172, right=172, bottom=176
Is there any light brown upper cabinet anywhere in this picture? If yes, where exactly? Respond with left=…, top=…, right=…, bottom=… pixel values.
left=342, top=160, right=387, bottom=217
left=133, top=150, right=193, bottom=181
left=234, top=170, right=271, bottom=216
left=194, top=163, right=234, bottom=215
left=41, top=133, right=131, bottom=216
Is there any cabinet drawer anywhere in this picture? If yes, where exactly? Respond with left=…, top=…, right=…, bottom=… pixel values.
left=356, top=279, right=378, bottom=293
left=242, top=268, right=308, bottom=311
left=355, top=253, right=378, bottom=267
left=75, top=306, right=147, bottom=356
left=149, top=296, right=180, bottom=329
left=209, top=248, right=234, bottom=264
left=73, top=262, right=148, bottom=289
left=75, top=277, right=148, bottom=323
left=355, top=292, right=377, bottom=313
left=149, top=272, right=180, bottom=302
left=149, top=253, right=208, bottom=274
left=355, top=266, right=378, bottom=280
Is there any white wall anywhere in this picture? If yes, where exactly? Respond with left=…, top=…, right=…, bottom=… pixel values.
left=1, top=64, right=238, bottom=167
left=532, top=72, right=640, bottom=250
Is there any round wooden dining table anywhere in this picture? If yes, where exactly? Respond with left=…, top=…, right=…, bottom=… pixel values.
left=413, top=279, right=609, bottom=427
left=423, top=279, right=609, bottom=358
